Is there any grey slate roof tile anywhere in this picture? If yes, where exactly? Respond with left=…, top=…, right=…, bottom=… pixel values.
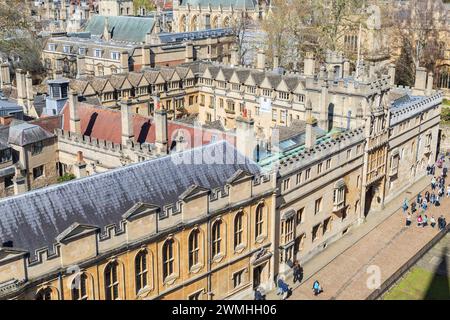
left=0, top=141, right=261, bottom=256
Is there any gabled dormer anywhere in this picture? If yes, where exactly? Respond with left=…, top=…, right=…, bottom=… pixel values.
left=0, top=247, right=28, bottom=283
left=56, top=222, right=99, bottom=266
left=179, top=184, right=210, bottom=222
left=227, top=169, right=254, bottom=204
left=123, top=202, right=160, bottom=242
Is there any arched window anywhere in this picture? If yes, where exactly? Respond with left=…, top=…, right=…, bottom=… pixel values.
left=212, top=220, right=222, bottom=257
left=104, top=261, right=120, bottom=300
left=188, top=230, right=200, bottom=268
left=212, top=16, right=219, bottom=29
left=223, top=16, right=231, bottom=28
left=163, top=239, right=174, bottom=279
left=71, top=273, right=88, bottom=300
left=255, top=204, right=265, bottom=238
left=36, top=287, right=52, bottom=300
left=191, top=15, right=199, bottom=31
left=234, top=212, right=244, bottom=248
left=135, top=251, right=148, bottom=294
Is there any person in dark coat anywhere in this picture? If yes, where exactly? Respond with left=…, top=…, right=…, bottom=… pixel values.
left=254, top=287, right=265, bottom=300
left=293, top=260, right=303, bottom=284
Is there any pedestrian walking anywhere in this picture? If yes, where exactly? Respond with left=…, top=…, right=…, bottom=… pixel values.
left=292, top=260, right=303, bottom=284
left=438, top=215, right=447, bottom=230
left=431, top=177, right=436, bottom=190
left=277, top=277, right=290, bottom=300
left=312, top=280, right=323, bottom=296
left=423, top=215, right=428, bottom=227
left=430, top=216, right=436, bottom=228
left=406, top=212, right=412, bottom=227
left=422, top=199, right=427, bottom=211
left=417, top=215, right=423, bottom=227
left=254, top=287, right=266, bottom=300
left=402, top=198, right=408, bottom=213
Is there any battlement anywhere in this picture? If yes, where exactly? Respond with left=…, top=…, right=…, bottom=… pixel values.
left=390, top=92, right=443, bottom=126
left=277, top=127, right=365, bottom=175
left=56, top=128, right=156, bottom=156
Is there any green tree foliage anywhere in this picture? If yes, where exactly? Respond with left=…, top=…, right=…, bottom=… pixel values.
left=0, top=0, right=44, bottom=75
left=57, top=173, right=76, bottom=183
left=133, top=0, right=156, bottom=15
left=395, top=40, right=415, bottom=87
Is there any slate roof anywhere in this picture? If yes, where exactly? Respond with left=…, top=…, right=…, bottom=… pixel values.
left=84, top=15, right=155, bottom=43
left=0, top=140, right=261, bottom=255
left=7, top=123, right=55, bottom=146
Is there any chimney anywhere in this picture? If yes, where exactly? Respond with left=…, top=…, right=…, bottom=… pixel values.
left=76, top=55, right=86, bottom=78
left=15, top=69, right=27, bottom=108
left=69, top=90, right=80, bottom=133
left=120, top=51, right=129, bottom=73
left=304, top=100, right=316, bottom=150
left=154, top=108, right=168, bottom=154
left=13, top=165, right=28, bottom=195
left=73, top=151, right=87, bottom=178
left=426, top=72, right=434, bottom=96
left=273, top=54, right=279, bottom=70
left=230, top=46, right=239, bottom=66
left=121, top=99, right=134, bottom=146
left=185, top=41, right=194, bottom=63
left=142, top=46, right=151, bottom=67
left=388, top=64, right=396, bottom=86
left=26, top=72, right=33, bottom=112
left=236, top=115, right=257, bottom=161
left=303, top=52, right=315, bottom=76
left=414, top=67, right=427, bottom=91
left=256, top=49, right=266, bottom=71
left=319, top=81, right=329, bottom=132
left=0, top=63, right=11, bottom=88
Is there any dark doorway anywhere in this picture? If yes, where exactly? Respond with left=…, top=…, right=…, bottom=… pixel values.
left=365, top=186, right=375, bottom=217
left=253, top=265, right=263, bottom=289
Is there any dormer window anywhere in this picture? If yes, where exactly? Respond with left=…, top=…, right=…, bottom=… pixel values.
left=48, top=43, right=56, bottom=51
left=0, top=148, right=12, bottom=163
left=94, top=49, right=102, bottom=58
left=79, top=47, right=86, bottom=55
left=232, top=84, right=240, bottom=91
left=246, top=86, right=256, bottom=94
left=296, top=94, right=305, bottom=102
left=111, top=51, right=121, bottom=60
left=262, top=89, right=272, bottom=97
left=63, top=45, right=71, bottom=53
left=278, top=91, right=290, bottom=100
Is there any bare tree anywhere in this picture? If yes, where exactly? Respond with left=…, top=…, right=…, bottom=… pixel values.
left=230, top=12, right=255, bottom=66
left=386, top=0, right=448, bottom=73
left=0, top=0, right=44, bottom=75
left=262, top=0, right=367, bottom=69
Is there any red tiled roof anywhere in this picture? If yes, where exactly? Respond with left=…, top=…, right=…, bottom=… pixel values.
left=31, top=115, right=63, bottom=134
left=61, top=102, right=235, bottom=148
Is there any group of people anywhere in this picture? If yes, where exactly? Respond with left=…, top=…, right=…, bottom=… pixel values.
left=404, top=160, right=448, bottom=231
left=255, top=260, right=323, bottom=300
